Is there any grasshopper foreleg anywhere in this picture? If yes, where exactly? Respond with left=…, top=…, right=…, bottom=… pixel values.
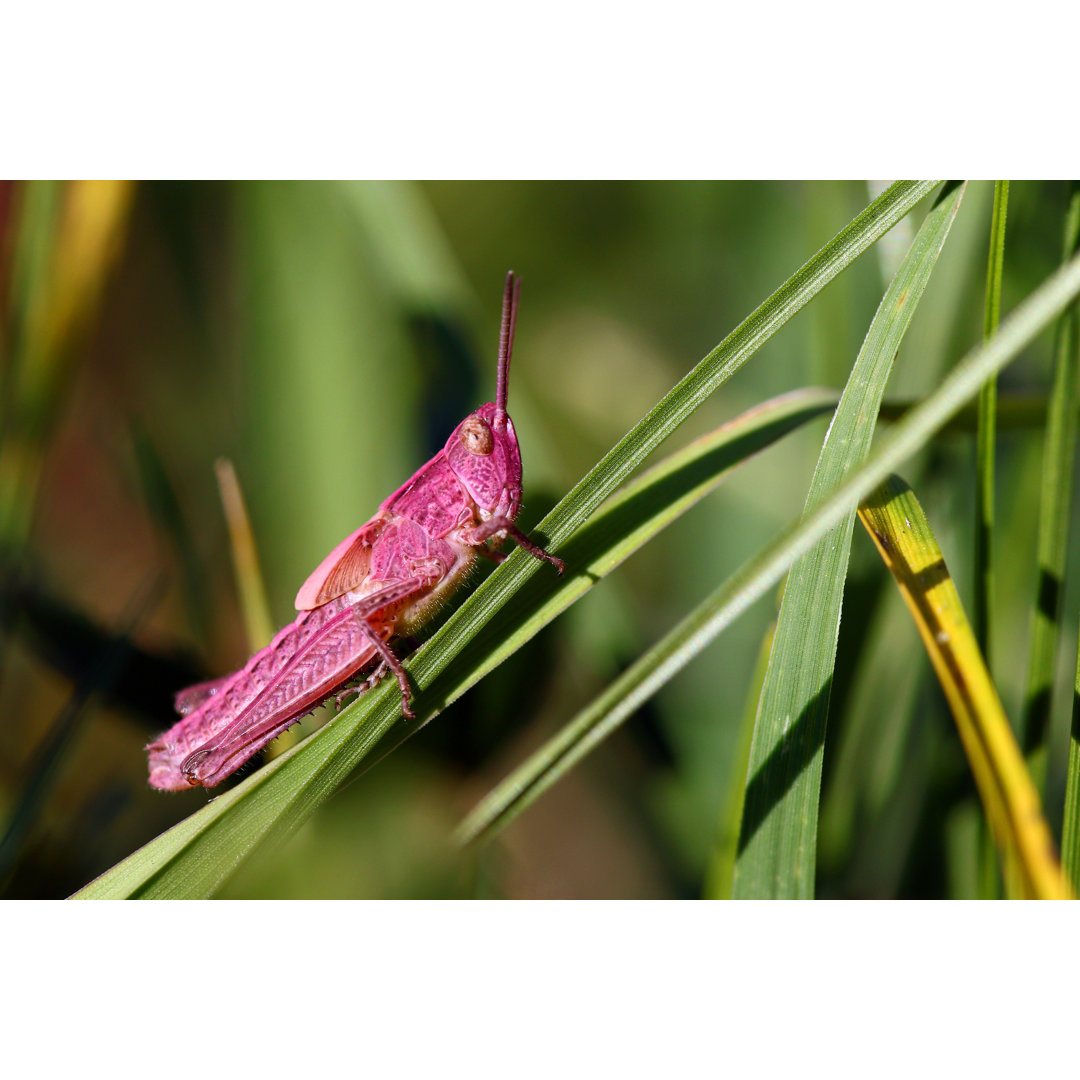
left=469, top=517, right=565, bottom=575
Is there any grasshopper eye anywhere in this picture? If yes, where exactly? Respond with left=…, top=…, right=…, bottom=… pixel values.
left=459, top=416, right=494, bottom=456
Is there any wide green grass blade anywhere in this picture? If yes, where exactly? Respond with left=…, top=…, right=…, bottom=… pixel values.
left=1019, top=185, right=1080, bottom=769
left=73, top=389, right=832, bottom=898
left=453, top=249, right=1080, bottom=857
left=732, top=181, right=966, bottom=899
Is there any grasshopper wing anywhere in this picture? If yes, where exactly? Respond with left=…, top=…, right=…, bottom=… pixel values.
left=295, top=517, right=385, bottom=610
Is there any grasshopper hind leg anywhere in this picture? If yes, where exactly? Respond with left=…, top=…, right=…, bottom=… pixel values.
left=353, top=621, right=416, bottom=720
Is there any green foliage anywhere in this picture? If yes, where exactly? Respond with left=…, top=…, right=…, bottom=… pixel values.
left=3, top=181, right=1080, bottom=899
left=733, top=181, right=966, bottom=898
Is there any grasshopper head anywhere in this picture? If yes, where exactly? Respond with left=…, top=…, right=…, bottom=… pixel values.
left=445, top=272, right=524, bottom=520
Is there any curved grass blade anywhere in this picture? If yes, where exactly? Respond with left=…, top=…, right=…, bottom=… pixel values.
left=1019, top=184, right=1080, bottom=768
left=858, top=476, right=1069, bottom=899
left=453, top=250, right=1080, bottom=854
left=733, top=182, right=965, bottom=899
left=74, top=389, right=833, bottom=898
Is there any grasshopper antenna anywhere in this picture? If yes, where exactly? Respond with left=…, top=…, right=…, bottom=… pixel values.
left=494, top=270, right=520, bottom=431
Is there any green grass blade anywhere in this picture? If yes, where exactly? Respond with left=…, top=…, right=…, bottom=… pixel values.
left=73, top=389, right=831, bottom=898
left=338, top=181, right=472, bottom=313
left=1056, top=189, right=1080, bottom=887
left=453, top=249, right=1080, bottom=857
left=732, top=181, right=966, bottom=899
left=975, top=180, right=1009, bottom=661
left=974, top=180, right=1009, bottom=898
left=1019, top=185, right=1080, bottom=769
left=703, top=621, right=774, bottom=899
left=130, top=423, right=211, bottom=647
left=880, top=394, right=1066, bottom=431
left=215, top=459, right=275, bottom=651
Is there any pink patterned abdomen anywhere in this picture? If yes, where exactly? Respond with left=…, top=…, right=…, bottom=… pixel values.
left=147, top=596, right=379, bottom=790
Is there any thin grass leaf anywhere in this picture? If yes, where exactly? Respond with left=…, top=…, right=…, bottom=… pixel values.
left=733, top=181, right=966, bottom=899
left=1057, top=189, right=1080, bottom=887
left=703, top=621, right=774, bottom=900
left=130, top=423, right=211, bottom=646
left=215, top=459, right=274, bottom=651
left=974, top=180, right=1009, bottom=898
left=453, top=250, right=1080, bottom=855
left=975, top=179, right=1008, bottom=661
left=214, top=457, right=289, bottom=754
left=857, top=476, right=1069, bottom=899
left=880, top=394, right=1063, bottom=431
left=1019, top=185, right=1080, bottom=771
left=74, top=389, right=832, bottom=897
left=1065, top=651, right=1080, bottom=888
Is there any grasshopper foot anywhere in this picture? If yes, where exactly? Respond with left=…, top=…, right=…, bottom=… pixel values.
left=515, top=530, right=564, bottom=576
left=335, top=661, right=390, bottom=709
left=470, top=519, right=564, bottom=576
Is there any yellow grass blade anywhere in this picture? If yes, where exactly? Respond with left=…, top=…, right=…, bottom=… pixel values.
left=857, top=476, right=1070, bottom=899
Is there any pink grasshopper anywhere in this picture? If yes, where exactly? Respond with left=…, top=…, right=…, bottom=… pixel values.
left=147, top=272, right=564, bottom=790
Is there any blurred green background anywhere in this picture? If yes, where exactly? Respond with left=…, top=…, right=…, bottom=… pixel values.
left=0, top=180, right=1073, bottom=898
